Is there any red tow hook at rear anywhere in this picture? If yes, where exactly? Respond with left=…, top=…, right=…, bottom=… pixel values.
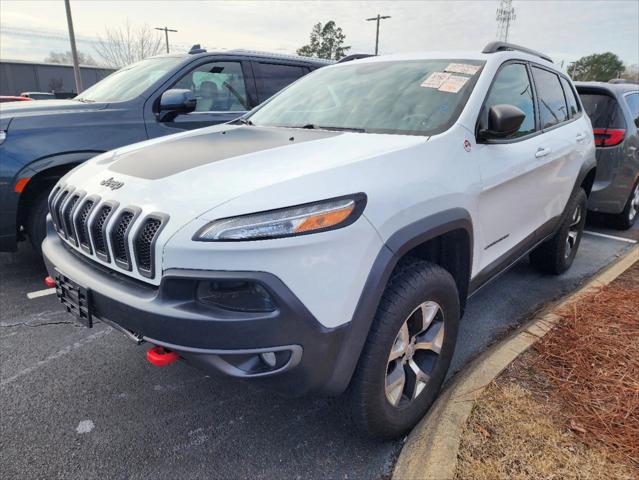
left=146, top=346, right=179, bottom=367
left=44, top=276, right=56, bottom=288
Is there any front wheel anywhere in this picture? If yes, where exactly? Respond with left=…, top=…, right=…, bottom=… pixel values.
left=28, top=192, right=50, bottom=256
left=348, top=260, right=460, bottom=439
left=530, top=188, right=587, bottom=275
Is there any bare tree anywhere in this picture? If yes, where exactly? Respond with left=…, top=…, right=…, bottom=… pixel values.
left=45, top=51, right=97, bottom=66
left=94, top=21, right=164, bottom=68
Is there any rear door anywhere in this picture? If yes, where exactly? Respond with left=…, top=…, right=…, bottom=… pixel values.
left=252, top=61, right=309, bottom=104
left=145, top=58, right=253, bottom=138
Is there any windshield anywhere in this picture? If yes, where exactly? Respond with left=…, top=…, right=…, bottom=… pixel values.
left=247, top=59, right=484, bottom=136
left=76, top=56, right=184, bottom=103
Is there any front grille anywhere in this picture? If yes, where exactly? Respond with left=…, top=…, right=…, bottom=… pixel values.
left=135, top=217, right=163, bottom=276
left=53, top=185, right=168, bottom=280
left=91, top=205, right=113, bottom=260
left=111, top=210, right=135, bottom=269
left=61, top=194, right=80, bottom=244
left=75, top=199, right=95, bottom=252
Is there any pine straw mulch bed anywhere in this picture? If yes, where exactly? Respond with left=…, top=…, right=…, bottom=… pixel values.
left=455, top=261, right=639, bottom=480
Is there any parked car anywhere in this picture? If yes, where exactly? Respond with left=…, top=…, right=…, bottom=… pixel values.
left=0, top=47, right=329, bottom=255
left=19, top=91, right=56, bottom=100
left=575, top=80, right=639, bottom=229
left=43, top=42, right=595, bottom=439
left=0, top=95, right=32, bottom=102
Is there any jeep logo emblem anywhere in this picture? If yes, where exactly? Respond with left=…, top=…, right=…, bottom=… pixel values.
left=100, top=177, right=124, bottom=190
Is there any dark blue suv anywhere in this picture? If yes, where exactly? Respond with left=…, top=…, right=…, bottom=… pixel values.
left=0, top=48, right=329, bottom=254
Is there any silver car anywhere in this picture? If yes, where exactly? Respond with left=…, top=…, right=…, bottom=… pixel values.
left=576, top=80, right=639, bottom=229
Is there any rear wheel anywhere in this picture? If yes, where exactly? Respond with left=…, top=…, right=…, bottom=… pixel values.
left=608, top=180, right=639, bottom=230
left=530, top=188, right=587, bottom=275
left=28, top=192, right=49, bottom=256
left=348, top=260, right=460, bottom=439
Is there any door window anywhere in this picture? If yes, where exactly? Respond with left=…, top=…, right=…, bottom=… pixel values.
left=173, top=61, right=248, bottom=112
left=482, top=63, right=536, bottom=138
left=532, top=67, right=568, bottom=128
left=624, top=92, right=639, bottom=127
left=560, top=77, right=580, bottom=118
left=255, top=63, right=307, bottom=101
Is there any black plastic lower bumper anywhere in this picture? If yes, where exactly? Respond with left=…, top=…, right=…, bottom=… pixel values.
left=42, top=229, right=350, bottom=397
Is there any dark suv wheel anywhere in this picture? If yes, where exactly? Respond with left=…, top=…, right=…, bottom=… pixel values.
left=28, top=192, right=49, bottom=256
left=348, top=259, right=460, bottom=439
left=610, top=180, right=639, bottom=230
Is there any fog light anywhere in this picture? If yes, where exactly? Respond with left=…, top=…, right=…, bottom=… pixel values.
left=259, top=351, right=277, bottom=368
left=196, top=280, right=276, bottom=312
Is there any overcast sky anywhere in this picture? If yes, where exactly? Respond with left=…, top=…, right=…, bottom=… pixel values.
left=1, top=0, right=637, bottom=69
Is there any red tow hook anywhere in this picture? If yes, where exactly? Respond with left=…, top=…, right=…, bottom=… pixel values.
left=44, top=276, right=56, bottom=288
left=146, top=346, right=179, bottom=367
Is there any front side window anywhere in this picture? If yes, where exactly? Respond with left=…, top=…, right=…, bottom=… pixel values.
left=532, top=67, right=568, bottom=128
left=76, top=56, right=183, bottom=103
left=481, top=63, right=536, bottom=138
left=255, top=63, right=307, bottom=101
left=248, top=59, right=484, bottom=136
left=560, top=77, right=580, bottom=118
left=173, top=61, right=248, bottom=112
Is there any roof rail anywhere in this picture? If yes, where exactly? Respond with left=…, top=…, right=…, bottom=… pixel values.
left=482, top=41, right=553, bottom=63
left=188, top=44, right=207, bottom=54
left=337, top=53, right=375, bottom=64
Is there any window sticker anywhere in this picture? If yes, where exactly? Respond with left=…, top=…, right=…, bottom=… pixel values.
left=438, top=75, right=469, bottom=93
left=445, top=63, right=481, bottom=76
left=420, top=71, right=451, bottom=89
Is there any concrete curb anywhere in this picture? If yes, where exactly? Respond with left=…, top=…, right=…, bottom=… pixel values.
left=393, top=244, right=639, bottom=480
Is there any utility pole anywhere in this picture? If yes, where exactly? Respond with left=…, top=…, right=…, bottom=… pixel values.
left=496, top=0, right=516, bottom=43
left=365, top=14, right=391, bottom=55
left=64, top=0, right=83, bottom=94
left=155, top=26, right=177, bottom=53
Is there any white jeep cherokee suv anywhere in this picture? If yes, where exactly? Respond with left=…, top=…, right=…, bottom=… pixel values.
left=43, top=42, right=595, bottom=439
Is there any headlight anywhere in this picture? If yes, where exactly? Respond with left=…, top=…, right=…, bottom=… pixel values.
left=0, top=130, right=6, bottom=145
left=194, top=193, right=366, bottom=241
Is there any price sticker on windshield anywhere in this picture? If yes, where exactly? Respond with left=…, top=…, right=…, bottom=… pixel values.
left=420, top=72, right=451, bottom=89
left=445, top=63, right=481, bottom=76
left=438, top=75, right=469, bottom=93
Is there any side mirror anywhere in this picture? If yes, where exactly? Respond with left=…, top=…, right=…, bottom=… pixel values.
left=478, top=104, right=526, bottom=141
left=158, top=89, right=196, bottom=121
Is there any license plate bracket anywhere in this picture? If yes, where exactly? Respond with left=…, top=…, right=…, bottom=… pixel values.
left=55, top=273, right=93, bottom=327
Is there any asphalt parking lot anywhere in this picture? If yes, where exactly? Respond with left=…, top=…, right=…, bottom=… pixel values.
left=1, top=219, right=637, bottom=479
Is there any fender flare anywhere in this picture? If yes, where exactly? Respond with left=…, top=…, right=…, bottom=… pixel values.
left=18, top=150, right=104, bottom=179
left=323, top=208, right=474, bottom=395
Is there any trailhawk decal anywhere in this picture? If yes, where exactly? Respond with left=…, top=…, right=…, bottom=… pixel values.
left=108, top=126, right=341, bottom=180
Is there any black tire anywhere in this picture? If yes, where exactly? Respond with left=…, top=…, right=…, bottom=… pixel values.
left=608, top=180, right=639, bottom=230
left=530, top=188, right=587, bottom=275
left=28, top=192, right=49, bottom=256
left=348, top=259, right=460, bottom=440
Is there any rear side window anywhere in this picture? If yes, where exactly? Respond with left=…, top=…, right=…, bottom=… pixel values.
left=578, top=93, right=625, bottom=129
left=560, top=77, right=579, bottom=118
left=532, top=67, right=568, bottom=128
left=624, top=92, right=639, bottom=127
left=255, top=63, right=307, bottom=101
left=482, top=63, right=536, bottom=138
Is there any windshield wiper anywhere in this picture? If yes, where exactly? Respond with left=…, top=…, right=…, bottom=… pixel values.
left=75, top=98, right=95, bottom=103
left=234, top=117, right=254, bottom=126
left=285, top=124, right=366, bottom=133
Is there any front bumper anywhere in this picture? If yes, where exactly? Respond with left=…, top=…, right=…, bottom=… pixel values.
left=42, top=228, right=350, bottom=397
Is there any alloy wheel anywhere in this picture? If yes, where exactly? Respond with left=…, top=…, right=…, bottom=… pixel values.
left=628, top=183, right=639, bottom=223
left=385, top=301, right=444, bottom=408
left=565, top=202, right=583, bottom=259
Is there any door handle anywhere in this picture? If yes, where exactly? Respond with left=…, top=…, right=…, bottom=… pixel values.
left=535, top=147, right=552, bottom=158
left=576, top=133, right=586, bottom=142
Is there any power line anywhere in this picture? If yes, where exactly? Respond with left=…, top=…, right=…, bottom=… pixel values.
left=155, top=26, right=177, bottom=54
left=496, top=0, right=516, bottom=43
left=365, top=14, right=391, bottom=56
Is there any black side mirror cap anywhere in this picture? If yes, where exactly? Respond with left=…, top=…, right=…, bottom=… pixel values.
left=159, top=89, right=197, bottom=121
left=478, top=104, right=526, bottom=141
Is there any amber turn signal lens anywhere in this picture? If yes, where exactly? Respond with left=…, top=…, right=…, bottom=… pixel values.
left=294, top=204, right=355, bottom=233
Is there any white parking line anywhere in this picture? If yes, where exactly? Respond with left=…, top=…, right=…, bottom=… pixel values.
left=26, top=288, right=56, bottom=299
left=583, top=230, right=637, bottom=244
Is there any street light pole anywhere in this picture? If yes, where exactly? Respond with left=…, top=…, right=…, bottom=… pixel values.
left=155, top=26, right=177, bottom=53
left=365, top=14, right=391, bottom=55
left=64, top=0, right=83, bottom=94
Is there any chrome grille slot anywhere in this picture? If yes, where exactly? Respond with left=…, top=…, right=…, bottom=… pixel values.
left=61, top=194, right=81, bottom=245
left=90, top=203, right=115, bottom=262
left=110, top=209, right=137, bottom=270
left=48, top=186, right=61, bottom=228
left=134, top=214, right=167, bottom=278
left=53, top=190, right=69, bottom=236
left=75, top=198, right=97, bottom=253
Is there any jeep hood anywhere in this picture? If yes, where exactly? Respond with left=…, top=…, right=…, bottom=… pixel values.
left=62, top=123, right=427, bottom=232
